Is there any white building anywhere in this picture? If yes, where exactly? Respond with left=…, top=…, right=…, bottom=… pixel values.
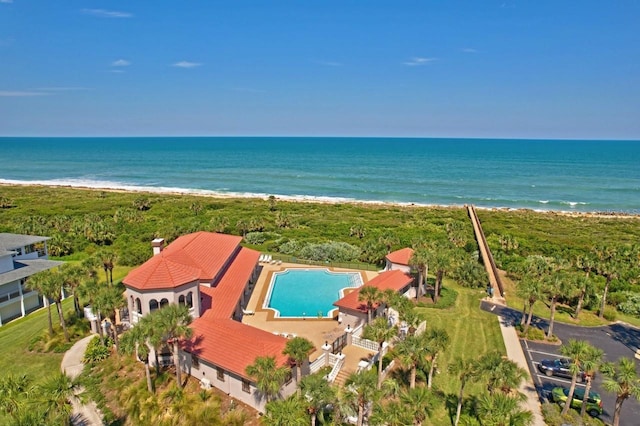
left=0, top=233, right=62, bottom=325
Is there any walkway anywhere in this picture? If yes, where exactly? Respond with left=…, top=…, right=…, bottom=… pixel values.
left=467, top=204, right=505, bottom=300
left=61, top=335, right=104, bottom=426
left=497, top=315, right=546, bottom=426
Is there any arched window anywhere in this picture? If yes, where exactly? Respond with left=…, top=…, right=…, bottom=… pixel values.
left=135, top=298, right=142, bottom=314
left=179, top=295, right=186, bottom=305
left=149, top=299, right=159, bottom=312
left=186, top=292, right=193, bottom=308
left=160, top=298, right=169, bottom=308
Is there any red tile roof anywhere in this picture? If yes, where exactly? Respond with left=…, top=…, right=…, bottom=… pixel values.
left=333, top=270, right=413, bottom=313
left=200, top=247, right=260, bottom=319
left=187, top=318, right=289, bottom=380
left=385, top=248, right=414, bottom=266
left=124, top=232, right=242, bottom=290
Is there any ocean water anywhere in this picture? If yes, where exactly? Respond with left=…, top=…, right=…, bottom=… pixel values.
left=0, top=137, right=638, bottom=214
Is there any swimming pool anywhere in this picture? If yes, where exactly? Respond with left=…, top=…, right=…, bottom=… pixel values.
left=264, top=269, right=363, bottom=318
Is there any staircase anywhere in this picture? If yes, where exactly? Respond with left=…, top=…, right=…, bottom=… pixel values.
left=333, top=369, right=352, bottom=387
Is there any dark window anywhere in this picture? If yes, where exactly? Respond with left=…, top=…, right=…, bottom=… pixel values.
left=179, top=295, right=185, bottom=305
left=149, top=299, right=159, bottom=311
left=160, top=298, right=169, bottom=308
left=135, top=298, right=142, bottom=314
left=242, top=379, right=250, bottom=393
left=191, top=354, right=199, bottom=368
left=217, top=367, right=225, bottom=381
left=186, top=292, right=193, bottom=308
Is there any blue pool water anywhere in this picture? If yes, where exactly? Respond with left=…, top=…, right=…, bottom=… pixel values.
left=264, top=269, right=362, bottom=318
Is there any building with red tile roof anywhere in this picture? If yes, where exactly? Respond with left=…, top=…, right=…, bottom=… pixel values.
left=123, top=232, right=295, bottom=412
left=385, top=247, right=414, bottom=274
left=334, top=270, right=413, bottom=328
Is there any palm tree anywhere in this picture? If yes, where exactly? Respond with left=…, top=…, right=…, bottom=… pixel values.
left=542, top=257, right=571, bottom=339
left=574, top=253, right=597, bottom=318
left=477, top=352, right=528, bottom=397
left=39, top=373, right=75, bottom=426
left=370, top=400, right=411, bottom=426
left=400, top=386, right=436, bottom=426
left=601, top=357, right=640, bottom=426
left=580, top=345, right=604, bottom=418
left=25, top=272, right=55, bottom=337
left=245, top=356, right=289, bottom=403
left=0, top=374, right=32, bottom=416
left=476, top=393, right=533, bottom=426
left=94, top=285, right=126, bottom=351
left=119, top=321, right=154, bottom=393
left=516, top=255, right=550, bottom=334
left=60, top=263, right=85, bottom=317
left=424, top=327, right=450, bottom=389
left=283, top=336, right=314, bottom=393
left=559, top=339, right=594, bottom=415
left=431, top=243, right=457, bottom=304
left=157, top=304, right=193, bottom=387
left=97, top=248, right=117, bottom=285
left=263, top=396, right=308, bottom=426
left=48, top=270, right=70, bottom=342
left=362, top=317, right=397, bottom=389
left=358, top=286, right=381, bottom=324
left=409, top=248, right=430, bottom=300
left=393, top=333, right=426, bottom=388
left=344, top=369, right=378, bottom=426
left=378, top=232, right=399, bottom=254
left=299, top=372, right=336, bottom=426
left=449, top=356, right=479, bottom=426
left=593, top=244, right=619, bottom=318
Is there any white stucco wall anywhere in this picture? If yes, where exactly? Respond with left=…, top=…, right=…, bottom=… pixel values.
left=125, top=280, right=201, bottom=323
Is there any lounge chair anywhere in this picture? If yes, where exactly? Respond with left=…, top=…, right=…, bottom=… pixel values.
left=265, top=254, right=272, bottom=263
left=259, top=254, right=266, bottom=262
left=242, top=308, right=255, bottom=316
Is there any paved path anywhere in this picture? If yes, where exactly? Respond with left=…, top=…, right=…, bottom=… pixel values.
left=61, top=335, right=104, bottom=426
left=497, top=314, right=546, bottom=426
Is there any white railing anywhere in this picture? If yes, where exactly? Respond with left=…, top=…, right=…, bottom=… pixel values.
left=309, top=354, right=327, bottom=374
left=352, top=336, right=379, bottom=352
left=327, top=357, right=345, bottom=383
left=352, top=323, right=364, bottom=338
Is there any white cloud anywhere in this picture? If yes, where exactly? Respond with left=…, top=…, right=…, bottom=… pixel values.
left=109, top=70, right=125, bottom=73
left=461, top=48, right=478, bottom=53
left=403, top=57, right=438, bottom=66
left=111, top=59, right=131, bottom=67
left=0, top=0, right=14, bottom=4
left=172, top=61, right=202, bottom=68
left=0, top=91, right=48, bottom=97
left=82, top=9, right=133, bottom=18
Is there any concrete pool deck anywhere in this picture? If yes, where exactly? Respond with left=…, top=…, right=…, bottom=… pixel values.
left=242, top=261, right=378, bottom=360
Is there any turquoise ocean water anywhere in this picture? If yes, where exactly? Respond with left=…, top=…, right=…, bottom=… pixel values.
left=0, top=137, right=638, bottom=214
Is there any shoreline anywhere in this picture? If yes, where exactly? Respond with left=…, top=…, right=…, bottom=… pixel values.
left=3, top=181, right=639, bottom=220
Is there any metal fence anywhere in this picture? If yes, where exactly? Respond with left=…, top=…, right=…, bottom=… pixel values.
left=269, top=254, right=379, bottom=271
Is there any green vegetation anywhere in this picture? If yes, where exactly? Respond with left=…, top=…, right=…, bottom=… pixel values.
left=1, top=185, right=639, bottom=424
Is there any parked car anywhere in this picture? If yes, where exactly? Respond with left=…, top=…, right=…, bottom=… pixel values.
left=538, top=358, right=588, bottom=382
left=551, top=386, right=603, bottom=417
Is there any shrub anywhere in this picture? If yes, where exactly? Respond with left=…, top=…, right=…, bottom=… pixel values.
left=244, top=232, right=267, bottom=245
left=523, top=327, right=546, bottom=341
left=602, top=306, right=617, bottom=322
left=83, top=336, right=112, bottom=363
left=617, top=292, right=640, bottom=317
left=299, top=241, right=361, bottom=262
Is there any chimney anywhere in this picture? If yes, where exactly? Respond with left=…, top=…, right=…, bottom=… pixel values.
left=151, top=238, right=165, bottom=255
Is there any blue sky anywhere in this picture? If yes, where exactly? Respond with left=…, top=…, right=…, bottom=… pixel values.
left=1, top=1, right=639, bottom=139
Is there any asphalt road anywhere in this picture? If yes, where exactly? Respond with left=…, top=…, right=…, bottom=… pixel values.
left=481, top=301, right=640, bottom=426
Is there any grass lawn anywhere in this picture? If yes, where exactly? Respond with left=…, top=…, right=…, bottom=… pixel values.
left=415, top=280, right=506, bottom=424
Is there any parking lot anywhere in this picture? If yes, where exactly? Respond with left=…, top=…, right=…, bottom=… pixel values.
left=482, top=302, right=640, bottom=426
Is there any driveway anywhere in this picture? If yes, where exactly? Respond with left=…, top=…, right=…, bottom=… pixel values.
left=481, top=301, right=640, bottom=426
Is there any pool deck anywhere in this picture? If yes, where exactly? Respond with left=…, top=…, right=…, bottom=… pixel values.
left=242, top=262, right=378, bottom=361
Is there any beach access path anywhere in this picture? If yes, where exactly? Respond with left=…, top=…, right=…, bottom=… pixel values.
left=61, top=335, right=104, bottom=426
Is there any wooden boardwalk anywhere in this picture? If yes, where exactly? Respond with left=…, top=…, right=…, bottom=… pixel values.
left=467, top=205, right=505, bottom=300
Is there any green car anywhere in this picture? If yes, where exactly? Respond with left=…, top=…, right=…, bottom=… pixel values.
left=551, top=386, right=603, bottom=417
